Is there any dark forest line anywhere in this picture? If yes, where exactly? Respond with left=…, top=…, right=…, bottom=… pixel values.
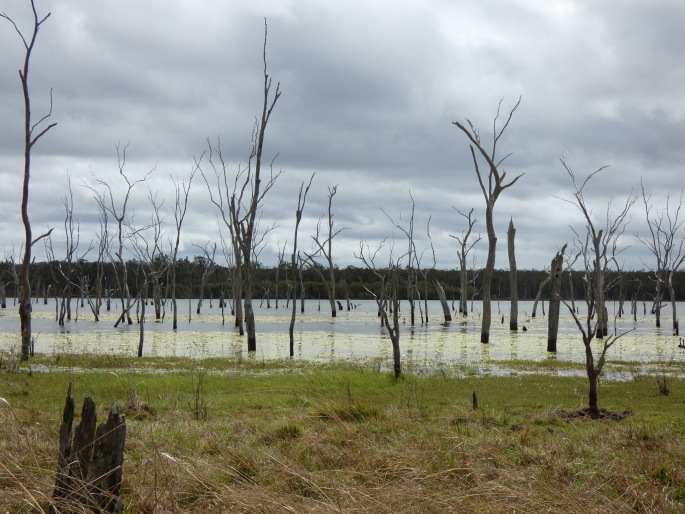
left=1, top=258, right=682, bottom=304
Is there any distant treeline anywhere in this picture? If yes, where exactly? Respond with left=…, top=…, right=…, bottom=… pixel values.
left=0, top=258, right=682, bottom=304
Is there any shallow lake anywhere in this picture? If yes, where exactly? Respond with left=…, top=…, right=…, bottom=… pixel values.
left=1, top=298, right=684, bottom=374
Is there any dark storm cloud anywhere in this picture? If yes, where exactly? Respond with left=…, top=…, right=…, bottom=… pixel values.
left=0, top=0, right=683, bottom=271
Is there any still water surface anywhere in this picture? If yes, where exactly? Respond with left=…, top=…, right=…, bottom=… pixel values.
left=1, top=299, right=684, bottom=373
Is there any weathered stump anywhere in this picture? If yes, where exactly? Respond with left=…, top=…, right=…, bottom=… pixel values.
left=547, top=245, right=566, bottom=352
left=50, top=385, right=126, bottom=513
left=508, top=218, right=518, bottom=331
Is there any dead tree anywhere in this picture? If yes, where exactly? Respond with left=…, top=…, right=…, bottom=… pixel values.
left=434, top=279, right=452, bottom=322
left=304, top=185, right=346, bottom=318
left=454, top=98, right=524, bottom=343
left=547, top=244, right=567, bottom=352
left=44, top=176, right=98, bottom=324
left=383, top=192, right=418, bottom=325
left=85, top=144, right=154, bottom=328
left=193, top=242, right=218, bottom=315
left=563, top=245, right=581, bottom=313
left=416, top=216, right=438, bottom=323
left=636, top=180, right=685, bottom=333
left=298, top=253, right=307, bottom=313
left=290, top=175, right=314, bottom=356
left=532, top=272, right=550, bottom=318
left=356, top=239, right=403, bottom=378
left=507, top=218, right=518, bottom=330
left=169, top=164, right=197, bottom=329
left=201, top=20, right=281, bottom=351
left=559, top=158, right=634, bottom=415
left=559, top=157, right=635, bottom=338
left=451, top=208, right=482, bottom=316
left=129, top=191, right=165, bottom=357
left=275, top=240, right=287, bottom=309
left=2, top=1, right=57, bottom=360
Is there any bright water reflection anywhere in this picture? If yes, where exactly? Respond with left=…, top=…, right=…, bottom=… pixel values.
left=1, top=299, right=684, bottom=371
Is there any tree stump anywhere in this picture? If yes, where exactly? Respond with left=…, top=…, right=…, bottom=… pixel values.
left=547, top=245, right=566, bottom=352
left=50, top=384, right=126, bottom=513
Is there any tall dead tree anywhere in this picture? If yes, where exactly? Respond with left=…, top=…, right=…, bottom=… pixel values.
left=559, top=158, right=635, bottom=339
left=170, top=164, right=197, bottom=330
left=383, top=192, right=418, bottom=325
left=93, top=205, right=110, bottom=318
left=560, top=158, right=634, bottom=414
left=453, top=98, right=524, bottom=342
left=507, top=218, right=518, bottom=330
left=451, top=208, right=481, bottom=316
left=86, top=144, right=154, bottom=328
left=193, top=242, right=218, bottom=315
left=2, top=1, right=57, bottom=360
left=356, top=239, right=403, bottom=379
left=416, top=216, right=438, bottom=323
left=636, top=180, right=685, bottom=333
left=274, top=240, right=287, bottom=309
left=201, top=20, right=281, bottom=352
left=129, top=191, right=165, bottom=357
left=290, top=175, right=314, bottom=357
left=304, top=185, right=346, bottom=318
left=45, top=175, right=95, bottom=324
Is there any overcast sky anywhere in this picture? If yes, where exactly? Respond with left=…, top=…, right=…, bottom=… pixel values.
left=1, top=0, right=683, bottom=273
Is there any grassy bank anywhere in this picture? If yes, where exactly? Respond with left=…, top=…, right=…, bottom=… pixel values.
left=2, top=356, right=685, bottom=512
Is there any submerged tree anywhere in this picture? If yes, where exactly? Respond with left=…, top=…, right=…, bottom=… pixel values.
left=304, top=185, right=346, bottom=318
left=201, top=20, right=281, bottom=352
left=383, top=192, right=418, bottom=325
left=453, top=98, right=524, bottom=343
left=170, top=164, right=197, bottom=330
left=86, top=144, right=154, bottom=328
left=451, top=208, right=481, bottom=316
left=636, top=180, right=685, bottom=333
left=2, top=1, right=57, bottom=359
left=289, top=174, right=314, bottom=357
left=356, top=239, right=403, bottom=379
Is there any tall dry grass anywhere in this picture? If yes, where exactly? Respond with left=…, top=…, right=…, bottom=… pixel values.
left=1, top=366, right=685, bottom=512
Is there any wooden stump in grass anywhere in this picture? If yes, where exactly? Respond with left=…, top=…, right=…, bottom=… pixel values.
left=50, top=384, right=126, bottom=513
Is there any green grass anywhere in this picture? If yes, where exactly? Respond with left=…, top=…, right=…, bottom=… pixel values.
left=2, top=357, right=685, bottom=512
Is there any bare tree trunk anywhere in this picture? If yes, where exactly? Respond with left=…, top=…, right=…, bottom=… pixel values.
left=245, top=279, right=256, bottom=352
left=434, top=280, right=452, bottom=322
left=298, top=256, right=306, bottom=313
left=454, top=98, right=524, bottom=344
left=138, top=294, right=145, bottom=357
left=547, top=245, right=566, bottom=352
left=508, top=218, right=518, bottom=330
left=3, top=3, right=56, bottom=360
left=290, top=176, right=313, bottom=357
left=481, top=198, right=496, bottom=342
left=594, top=232, right=607, bottom=338
left=532, top=275, right=550, bottom=318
